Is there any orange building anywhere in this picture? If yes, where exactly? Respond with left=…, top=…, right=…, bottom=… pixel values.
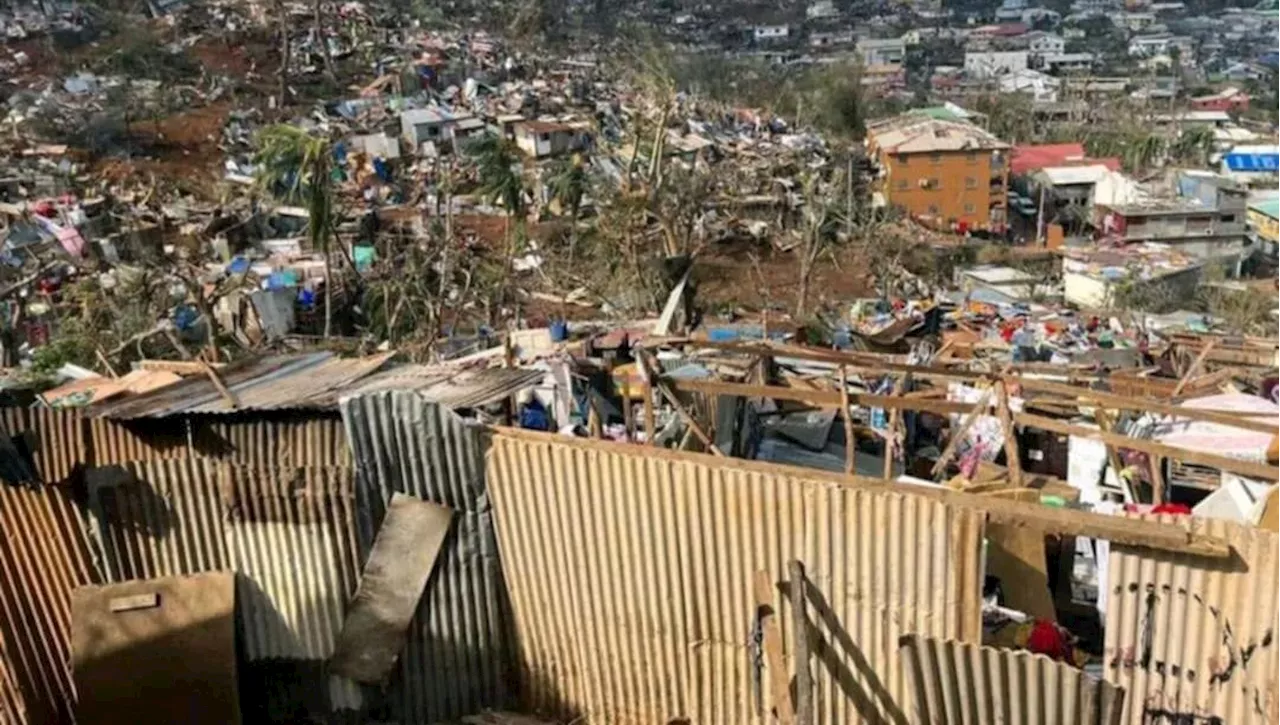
left=866, top=116, right=1012, bottom=233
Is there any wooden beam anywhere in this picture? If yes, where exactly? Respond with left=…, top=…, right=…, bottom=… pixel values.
left=641, top=355, right=656, bottom=446
left=653, top=378, right=725, bottom=457
left=200, top=360, right=238, bottom=409
left=996, top=382, right=1022, bottom=487
left=1015, top=377, right=1278, bottom=435
left=1014, top=411, right=1280, bottom=483
left=839, top=366, right=855, bottom=475
left=883, top=375, right=905, bottom=480
left=753, top=570, right=796, bottom=725
left=788, top=560, right=812, bottom=725
left=663, top=377, right=976, bottom=416
left=1172, top=338, right=1217, bottom=397
left=931, top=387, right=994, bottom=478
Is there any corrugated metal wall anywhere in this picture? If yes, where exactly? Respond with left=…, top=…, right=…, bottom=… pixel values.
left=222, top=464, right=364, bottom=717
left=0, top=408, right=85, bottom=484
left=485, top=430, right=987, bottom=725
left=898, top=635, right=1125, bottom=725
left=1105, top=515, right=1279, bottom=725
left=339, top=392, right=512, bottom=724
left=83, top=459, right=367, bottom=720
left=0, top=484, right=94, bottom=725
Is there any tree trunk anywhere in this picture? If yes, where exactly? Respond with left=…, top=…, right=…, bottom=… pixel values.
left=314, top=0, right=336, bottom=82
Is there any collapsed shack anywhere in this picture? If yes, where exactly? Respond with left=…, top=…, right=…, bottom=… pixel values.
left=0, top=329, right=1273, bottom=724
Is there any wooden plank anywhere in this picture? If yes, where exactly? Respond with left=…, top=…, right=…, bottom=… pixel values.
left=996, top=382, right=1022, bottom=487
left=788, top=561, right=812, bottom=725
left=664, top=377, right=976, bottom=416
left=932, top=388, right=995, bottom=478
left=653, top=376, right=725, bottom=457
left=884, top=375, right=905, bottom=480
left=1015, top=376, right=1278, bottom=435
left=839, top=366, right=855, bottom=475
left=642, top=355, right=656, bottom=445
left=331, top=493, right=454, bottom=682
left=1172, top=338, right=1217, bottom=397
left=1014, top=411, right=1280, bottom=484
left=200, top=359, right=238, bottom=409
left=753, top=570, right=796, bottom=725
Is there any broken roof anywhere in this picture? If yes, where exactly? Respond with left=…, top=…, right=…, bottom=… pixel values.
left=868, top=116, right=1010, bottom=154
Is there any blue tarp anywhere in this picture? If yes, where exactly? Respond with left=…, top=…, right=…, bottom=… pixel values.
left=1224, top=153, right=1280, bottom=172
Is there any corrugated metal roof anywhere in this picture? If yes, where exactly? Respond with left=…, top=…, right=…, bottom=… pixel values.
left=348, top=366, right=545, bottom=409
left=86, top=353, right=542, bottom=420
left=485, top=429, right=986, bottom=724
left=86, top=353, right=395, bottom=419
left=1105, top=514, right=1278, bottom=725
left=899, top=635, right=1126, bottom=725
left=339, top=393, right=513, bottom=723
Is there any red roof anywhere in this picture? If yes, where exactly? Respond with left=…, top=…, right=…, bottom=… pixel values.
left=1011, top=143, right=1121, bottom=176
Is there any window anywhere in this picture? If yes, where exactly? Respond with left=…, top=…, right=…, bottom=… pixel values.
left=965, top=177, right=977, bottom=189
left=966, top=152, right=978, bottom=164
left=896, top=153, right=909, bottom=165
left=964, top=203, right=976, bottom=214
left=927, top=177, right=940, bottom=189
left=896, top=179, right=909, bottom=191
left=540, top=133, right=551, bottom=141
left=927, top=204, right=940, bottom=215
left=1221, top=214, right=1237, bottom=222
left=931, top=153, right=942, bottom=164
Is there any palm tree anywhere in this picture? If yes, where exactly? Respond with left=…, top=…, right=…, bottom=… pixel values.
left=546, top=152, right=590, bottom=260
left=1172, top=125, right=1216, bottom=167
left=253, top=124, right=337, bottom=338
left=467, top=133, right=527, bottom=323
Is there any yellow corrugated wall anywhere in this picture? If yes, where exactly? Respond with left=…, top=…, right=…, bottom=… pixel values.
left=486, top=431, right=986, bottom=725
left=1105, top=514, right=1279, bottom=725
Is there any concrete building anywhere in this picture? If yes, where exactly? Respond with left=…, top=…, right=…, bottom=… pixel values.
left=512, top=120, right=591, bottom=159
left=866, top=115, right=1011, bottom=233
left=1041, top=52, right=1095, bottom=72
left=964, top=50, right=1030, bottom=79
left=1095, top=177, right=1247, bottom=260
left=1219, top=145, right=1279, bottom=185
left=1062, top=246, right=1204, bottom=307
left=1189, top=87, right=1250, bottom=112
left=856, top=37, right=906, bottom=67
left=751, top=25, right=790, bottom=42
left=999, top=68, right=1061, bottom=102
left=400, top=108, right=481, bottom=153
left=1246, top=198, right=1278, bottom=256
left=1026, top=31, right=1066, bottom=57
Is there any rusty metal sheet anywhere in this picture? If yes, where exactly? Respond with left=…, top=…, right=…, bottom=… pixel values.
left=1105, top=515, right=1279, bottom=725
left=87, top=353, right=395, bottom=419
left=339, top=393, right=512, bottom=723
left=0, top=408, right=85, bottom=485
left=485, top=430, right=987, bottom=724
left=899, top=635, right=1125, bottom=725
left=0, top=483, right=94, bottom=725
left=201, top=417, right=351, bottom=468
left=85, top=459, right=229, bottom=581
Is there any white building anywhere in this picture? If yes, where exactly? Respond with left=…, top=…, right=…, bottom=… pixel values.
left=965, top=50, right=1029, bottom=79
left=752, top=25, right=790, bottom=42
left=1041, top=52, right=1095, bottom=73
left=1027, top=31, right=1066, bottom=57
left=856, top=37, right=907, bottom=67
left=806, top=0, right=840, bottom=19
left=999, top=68, right=1062, bottom=102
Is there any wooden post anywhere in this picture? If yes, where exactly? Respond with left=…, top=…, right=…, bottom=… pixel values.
left=932, top=386, right=994, bottom=478
left=753, top=570, right=796, bottom=725
left=641, top=352, right=656, bottom=445
left=839, top=365, right=855, bottom=475
left=788, top=561, right=812, bottom=725
left=1172, top=338, right=1216, bottom=397
left=1149, top=454, right=1166, bottom=505
left=883, top=375, right=905, bottom=480
left=653, top=376, right=725, bottom=456
left=997, top=381, right=1023, bottom=487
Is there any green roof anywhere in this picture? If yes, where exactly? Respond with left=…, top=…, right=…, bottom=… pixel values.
left=1249, top=199, right=1279, bottom=219
left=912, top=106, right=965, bottom=122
